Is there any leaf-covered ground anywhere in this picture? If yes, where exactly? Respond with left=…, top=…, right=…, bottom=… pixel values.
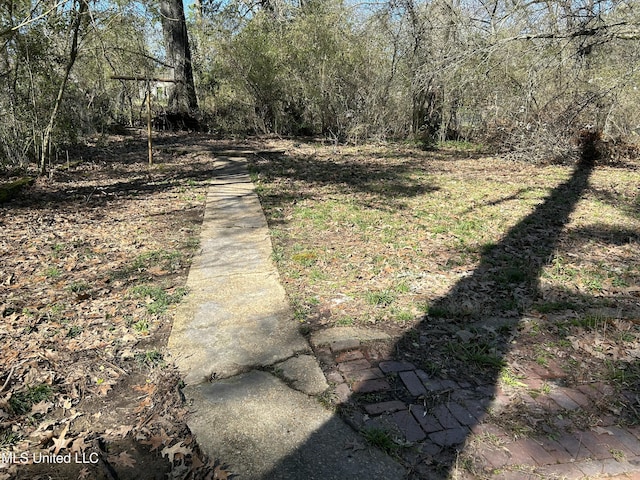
left=248, top=139, right=640, bottom=477
left=0, top=133, right=232, bottom=480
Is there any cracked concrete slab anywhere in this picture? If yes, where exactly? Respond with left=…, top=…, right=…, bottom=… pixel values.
left=310, top=326, right=393, bottom=349
left=274, top=355, right=329, bottom=395
left=184, top=371, right=405, bottom=480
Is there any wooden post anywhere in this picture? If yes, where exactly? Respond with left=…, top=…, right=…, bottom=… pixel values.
left=109, top=76, right=178, bottom=167
left=146, top=79, right=153, bottom=166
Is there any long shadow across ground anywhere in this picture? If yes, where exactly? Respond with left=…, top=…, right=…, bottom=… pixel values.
left=258, top=143, right=640, bottom=478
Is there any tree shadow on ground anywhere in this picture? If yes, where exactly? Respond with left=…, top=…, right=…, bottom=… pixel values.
left=1, top=134, right=246, bottom=211
left=261, top=155, right=639, bottom=479
left=250, top=149, right=439, bottom=213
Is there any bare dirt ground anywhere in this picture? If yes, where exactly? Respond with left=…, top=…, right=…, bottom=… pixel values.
left=0, top=132, right=234, bottom=480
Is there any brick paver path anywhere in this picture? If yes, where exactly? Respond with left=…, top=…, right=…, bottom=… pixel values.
left=316, top=338, right=640, bottom=479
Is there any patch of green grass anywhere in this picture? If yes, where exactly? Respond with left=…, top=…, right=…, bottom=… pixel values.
left=362, top=427, right=398, bottom=453
left=606, top=360, right=640, bottom=388
left=67, top=280, right=90, bottom=293
left=132, top=249, right=182, bottom=272
left=44, top=266, right=62, bottom=278
left=446, top=341, right=505, bottom=369
left=9, top=384, right=53, bottom=416
left=133, top=319, right=149, bottom=334
left=543, top=256, right=578, bottom=282
left=571, top=314, right=607, bottom=331
left=534, top=300, right=579, bottom=313
left=66, top=325, right=83, bottom=338
left=421, top=360, right=443, bottom=377
left=129, top=285, right=188, bottom=315
left=498, top=266, right=527, bottom=285
left=0, top=428, right=19, bottom=448
left=291, top=251, right=318, bottom=267
left=365, top=289, right=395, bottom=307
left=51, top=243, right=66, bottom=258
left=394, top=310, right=414, bottom=323
left=309, top=268, right=327, bottom=281
left=336, top=316, right=354, bottom=326
left=437, top=140, right=485, bottom=152
left=426, top=305, right=450, bottom=318
left=135, top=349, right=164, bottom=367
left=499, top=368, right=527, bottom=388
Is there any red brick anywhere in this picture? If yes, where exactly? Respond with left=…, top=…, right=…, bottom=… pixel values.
left=447, top=402, right=477, bottom=426
left=390, top=410, right=426, bottom=442
left=470, top=423, right=510, bottom=442
left=556, top=433, right=592, bottom=461
left=523, top=376, right=545, bottom=390
left=535, top=463, right=585, bottom=480
left=607, top=426, right=640, bottom=456
left=410, top=405, right=443, bottom=433
left=548, top=388, right=580, bottom=411
left=334, top=383, right=351, bottom=403
left=578, top=431, right=614, bottom=459
left=440, top=379, right=459, bottom=390
left=480, top=446, right=511, bottom=469
left=335, top=350, right=364, bottom=363
left=627, top=425, right=640, bottom=442
left=503, top=439, right=537, bottom=466
left=352, top=378, right=390, bottom=393
left=534, top=394, right=561, bottom=413
left=562, top=388, right=591, bottom=408
left=576, top=383, right=599, bottom=399
left=428, top=427, right=468, bottom=447
left=422, top=378, right=445, bottom=392
left=364, top=400, right=406, bottom=416
left=378, top=360, right=416, bottom=373
left=591, top=381, right=616, bottom=397
left=433, top=404, right=461, bottom=429
left=598, top=458, right=639, bottom=476
left=399, top=370, right=427, bottom=396
left=337, top=359, right=371, bottom=373
left=345, top=367, right=384, bottom=382
left=507, top=438, right=557, bottom=466
left=538, top=437, right=575, bottom=464
left=465, top=397, right=490, bottom=422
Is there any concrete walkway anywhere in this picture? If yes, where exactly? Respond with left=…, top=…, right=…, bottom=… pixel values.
left=168, top=152, right=405, bottom=479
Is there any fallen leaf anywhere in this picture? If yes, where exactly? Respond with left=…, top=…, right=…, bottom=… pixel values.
left=214, top=464, right=232, bottom=480
left=134, top=396, right=152, bottom=413
left=141, top=428, right=171, bottom=451
left=70, top=433, right=90, bottom=454
left=133, top=382, right=156, bottom=396
left=161, top=442, right=192, bottom=464
left=51, top=424, right=70, bottom=455
left=30, top=401, right=52, bottom=416
left=104, top=425, right=132, bottom=439
left=108, top=451, right=136, bottom=468
left=95, top=383, right=112, bottom=396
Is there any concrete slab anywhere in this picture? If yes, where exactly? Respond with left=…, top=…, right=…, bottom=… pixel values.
left=185, top=371, right=406, bottom=480
left=310, top=326, right=393, bottom=349
left=275, top=355, right=329, bottom=395
left=169, top=277, right=309, bottom=383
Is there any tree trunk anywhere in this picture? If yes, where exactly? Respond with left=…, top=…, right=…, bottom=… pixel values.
left=40, top=0, right=88, bottom=175
left=160, top=0, right=198, bottom=114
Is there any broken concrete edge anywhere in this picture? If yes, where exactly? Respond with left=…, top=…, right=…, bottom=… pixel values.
left=309, top=326, right=395, bottom=353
